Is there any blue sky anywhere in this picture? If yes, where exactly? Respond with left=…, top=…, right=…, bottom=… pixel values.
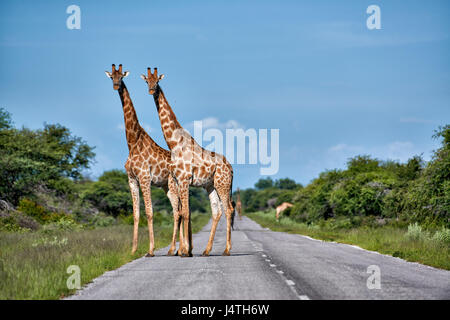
left=1, top=0, right=449, bottom=189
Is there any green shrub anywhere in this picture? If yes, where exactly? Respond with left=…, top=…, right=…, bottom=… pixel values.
left=405, top=223, right=428, bottom=241
left=0, top=215, right=29, bottom=232
left=17, top=198, right=49, bottom=223
left=17, top=198, right=77, bottom=228
left=432, top=228, right=450, bottom=245
left=0, top=208, right=39, bottom=232
left=118, top=213, right=148, bottom=226
left=41, top=216, right=82, bottom=234
left=88, top=213, right=116, bottom=228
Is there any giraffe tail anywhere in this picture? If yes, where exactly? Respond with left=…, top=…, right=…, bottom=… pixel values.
left=231, top=200, right=236, bottom=230
left=230, top=175, right=235, bottom=230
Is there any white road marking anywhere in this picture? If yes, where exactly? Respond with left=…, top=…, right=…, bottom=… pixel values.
left=248, top=233, right=311, bottom=301
left=286, top=280, right=295, bottom=286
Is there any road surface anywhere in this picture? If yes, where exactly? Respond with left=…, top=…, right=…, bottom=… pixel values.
left=68, top=216, right=450, bottom=300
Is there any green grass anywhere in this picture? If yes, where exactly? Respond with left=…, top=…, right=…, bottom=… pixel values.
left=0, top=213, right=210, bottom=299
left=246, top=211, right=450, bottom=270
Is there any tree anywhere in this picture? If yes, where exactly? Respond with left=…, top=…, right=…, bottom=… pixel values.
left=404, top=125, right=450, bottom=226
left=275, top=178, right=300, bottom=190
left=81, top=170, right=132, bottom=216
left=0, top=109, right=95, bottom=204
left=347, top=155, right=380, bottom=173
left=255, top=177, right=274, bottom=190
left=0, top=108, right=12, bottom=129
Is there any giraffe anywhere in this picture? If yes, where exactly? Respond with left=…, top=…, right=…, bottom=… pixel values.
left=141, top=67, right=234, bottom=257
left=235, top=188, right=242, bottom=220
left=275, top=202, right=293, bottom=221
left=105, top=64, right=181, bottom=257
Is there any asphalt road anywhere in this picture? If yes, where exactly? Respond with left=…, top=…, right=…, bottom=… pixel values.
left=68, top=216, right=450, bottom=300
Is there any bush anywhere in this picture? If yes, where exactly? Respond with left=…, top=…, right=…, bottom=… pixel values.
left=17, top=198, right=77, bottom=228
left=17, top=198, right=49, bottom=223
left=432, top=228, right=450, bottom=245
left=401, top=126, right=449, bottom=227
left=118, top=211, right=173, bottom=228
left=41, top=216, right=82, bottom=234
left=0, top=215, right=29, bottom=232
left=405, top=223, right=428, bottom=241
left=88, top=213, right=116, bottom=228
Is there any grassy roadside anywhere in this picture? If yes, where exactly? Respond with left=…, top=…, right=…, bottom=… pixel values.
left=246, top=211, right=450, bottom=270
left=0, top=213, right=210, bottom=299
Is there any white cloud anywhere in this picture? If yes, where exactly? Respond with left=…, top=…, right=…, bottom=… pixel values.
left=400, top=117, right=434, bottom=124
left=329, top=143, right=351, bottom=152
left=142, top=123, right=153, bottom=133
left=188, top=117, right=245, bottom=131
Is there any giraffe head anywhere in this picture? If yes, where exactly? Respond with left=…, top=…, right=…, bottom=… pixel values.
left=105, top=64, right=129, bottom=90
left=141, top=67, right=164, bottom=95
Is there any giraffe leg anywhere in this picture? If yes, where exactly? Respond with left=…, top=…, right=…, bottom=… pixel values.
left=216, top=187, right=233, bottom=256
left=202, top=187, right=222, bottom=256
left=188, top=207, right=193, bottom=256
left=168, top=214, right=180, bottom=256
left=177, top=216, right=183, bottom=256
left=128, top=174, right=140, bottom=255
left=165, top=178, right=180, bottom=256
left=178, top=181, right=192, bottom=257
left=140, top=175, right=155, bottom=257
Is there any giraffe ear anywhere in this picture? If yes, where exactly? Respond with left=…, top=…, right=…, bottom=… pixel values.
left=140, top=74, right=146, bottom=80
left=105, top=71, right=112, bottom=78
left=159, top=74, right=165, bottom=80
left=123, top=71, right=130, bottom=78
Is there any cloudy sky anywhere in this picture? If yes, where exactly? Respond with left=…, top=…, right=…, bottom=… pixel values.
left=1, top=0, right=449, bottom=189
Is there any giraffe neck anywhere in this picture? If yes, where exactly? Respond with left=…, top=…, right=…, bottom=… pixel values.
left=237, top=192, right=241, bottom=203
left=153, top=85, right=185, bottom=150
left=118, top=81, right=141, bottom=150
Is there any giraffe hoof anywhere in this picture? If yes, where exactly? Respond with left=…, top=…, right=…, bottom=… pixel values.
left=145, top=252, right=155, bottom=258
left=222, top=250, right=230, bottom=256
left=167, top=250, right=175, bottom=256
left=201, top=250, right=210, bottom=257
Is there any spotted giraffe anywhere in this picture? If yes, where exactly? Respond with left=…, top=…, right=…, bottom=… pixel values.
left=276, top=202, right=293, bottom=221
left=105, top=64, right=181, bottom=257
left=141, top=67, right=234, bottom=257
